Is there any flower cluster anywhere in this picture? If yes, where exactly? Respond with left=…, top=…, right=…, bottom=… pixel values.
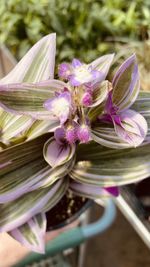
left=42, top=55, right=147, bottom=165
left=0, top=34, right=149, bottom=253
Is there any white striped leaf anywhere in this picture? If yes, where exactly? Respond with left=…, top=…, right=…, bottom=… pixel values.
left=69, top=181, right=115, bottom=199
left=43, top=137, right=76, bottom=168
left=0, top=34, right=56, bottom=84
left=0, top=33, right=56, bottom=144
left=70, top=142, right=150, bottom=187
left=0, top=134, right=72, bottom=202
left=25, top=120, right=59, bottom=140
left=9, top=213, right=46, bottom=253
left=0, top=178, right=68, bottom=232
left=112, top=54, right=140, bottom=111
left=0, top=80, right=65, bottom=119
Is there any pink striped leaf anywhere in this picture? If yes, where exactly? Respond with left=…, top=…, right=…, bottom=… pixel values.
left=0, top=178, right=68, bottom=232
left=9, top=213, right=46, bottom=253
left=112, top=54, right=140, bottom=111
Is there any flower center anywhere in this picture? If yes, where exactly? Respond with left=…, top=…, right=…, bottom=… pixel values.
left=74, top=65, right=91, bottom=82
left=52, top=98, right=70, bottom=117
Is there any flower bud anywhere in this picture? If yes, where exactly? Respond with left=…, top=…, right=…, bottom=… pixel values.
left=66, top=126, right=77, bottom=144
left=81, top=92, right=93, bottom=107
left=77, top=124, right=90, bottom=143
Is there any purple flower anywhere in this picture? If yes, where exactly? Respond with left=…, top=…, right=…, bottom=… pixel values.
left=44, top=91, right=72, bottom=124
left=58, top=56, right=114, bottom=87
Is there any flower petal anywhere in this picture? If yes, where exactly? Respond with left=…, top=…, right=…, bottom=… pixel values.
left=112, top=54, right=140, bottom=111
left=72, top=59, right=82, bottom=68
left=43, top=137, right=76, bottom=168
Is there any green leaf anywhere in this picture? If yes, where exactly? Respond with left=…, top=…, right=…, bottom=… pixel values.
left=89, top=81, right=108, bottom=108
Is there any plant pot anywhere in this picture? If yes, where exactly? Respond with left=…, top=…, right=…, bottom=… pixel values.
left=46, top=191, right=93, bottom=231
left=134, top=177, right=150, bottom=219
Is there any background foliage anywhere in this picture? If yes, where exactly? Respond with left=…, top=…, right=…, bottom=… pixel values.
left=0, top=0, right=150, bottom=61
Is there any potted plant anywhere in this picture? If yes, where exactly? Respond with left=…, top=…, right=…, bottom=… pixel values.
left=0, top=33, right=150, bottom=253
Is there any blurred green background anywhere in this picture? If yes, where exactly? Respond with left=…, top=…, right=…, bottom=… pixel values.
left=0, top=0, right=150, bottom=89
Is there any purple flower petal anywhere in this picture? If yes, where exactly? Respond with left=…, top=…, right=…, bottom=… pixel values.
left=58, top=63, right=71, bottom=79
left=69, top=75, right=82, bottom=86
left=72, top=59, right=82, bottom=68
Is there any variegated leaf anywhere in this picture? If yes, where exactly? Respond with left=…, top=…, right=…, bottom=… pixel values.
left=91, top=90, right=150, bottom=148
left=91, top=125, right=133, bottom=149
left=112, top=54, right=140, bottom=111
left=132, top=91, right=150, bottom=115
left=0, top=111, right=33, bottom=143
left=25, top=120, right=59, bottom=140
left=9, top=213, right=46, bottom=253
left=43, top=137, right=76, bottom=168
left=0, top=34, right=56, bottom=84
left=0, top=33, right=57, bottom=144
left=0, top=134, right=73, bottom=202
left=69, top=181, right=116, bottom=199
left=89, top=81, right=108, bottom=108
left=0, top=178, right=68, bottom=232
left=0, top=80, right=65, bottom=119
left=70, top=141, right=150, bottom=187
left=90, top=54, right=114, bottom=81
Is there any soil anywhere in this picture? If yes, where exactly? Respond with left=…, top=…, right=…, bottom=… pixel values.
left=46, top=191, right=92, bottom=230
